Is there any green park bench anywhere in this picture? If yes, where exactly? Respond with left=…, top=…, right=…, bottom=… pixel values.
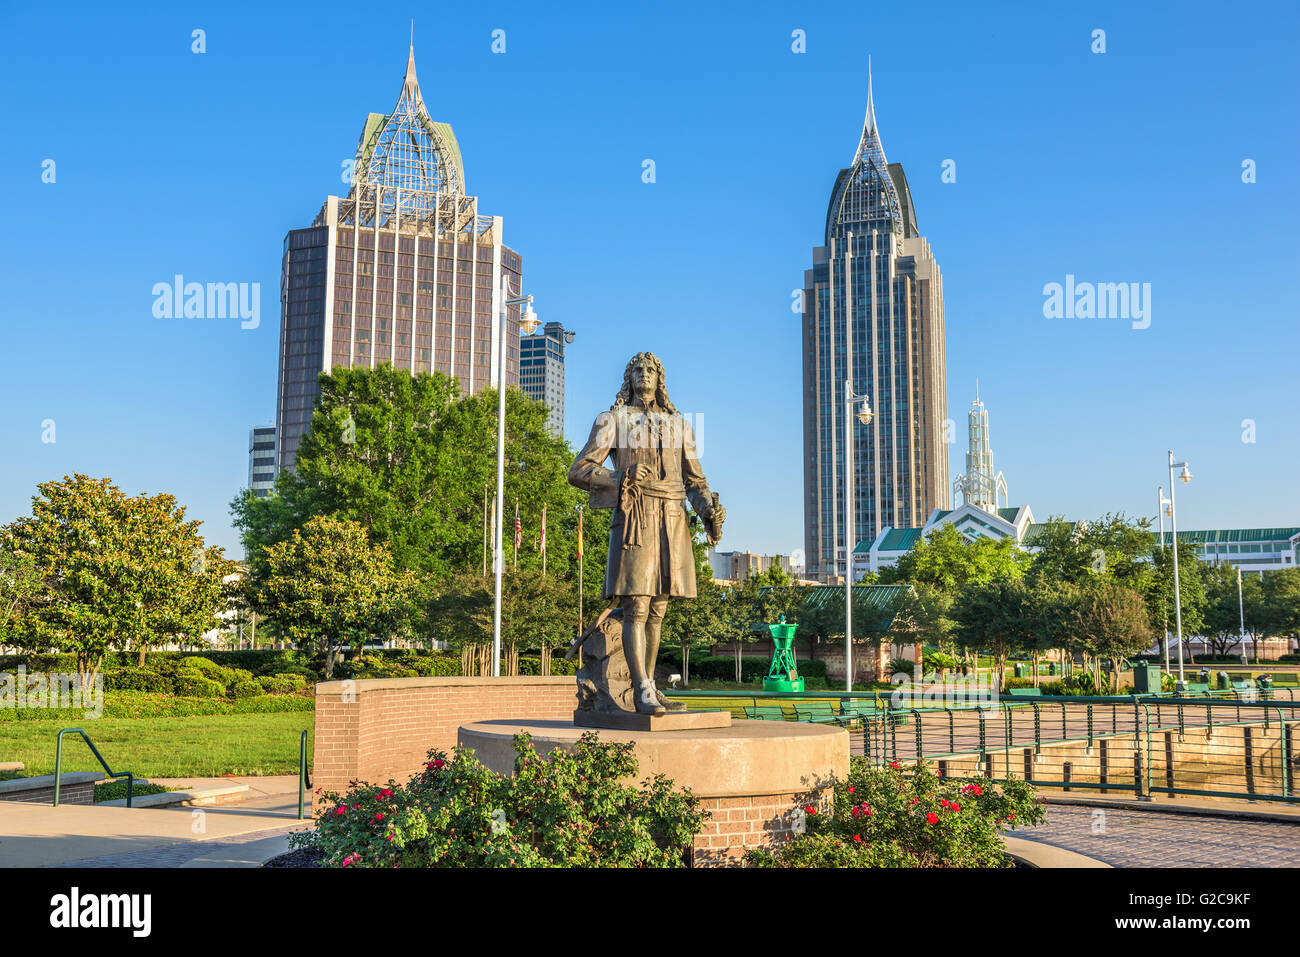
left=744, top=705, right=792, bottom=721
left=793, top=701, right=862, bottom=726
left=1007, top=687, right=1043, bottom=698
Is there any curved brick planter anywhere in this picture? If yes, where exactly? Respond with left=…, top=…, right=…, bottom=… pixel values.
left=460, top=717, right=850, bottom=866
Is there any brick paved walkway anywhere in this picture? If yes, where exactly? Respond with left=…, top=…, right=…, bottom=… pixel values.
left=1010, top=804, right=1300, bottom=867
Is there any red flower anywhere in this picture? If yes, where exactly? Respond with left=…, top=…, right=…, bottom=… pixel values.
left=374, top=812, right=385, bottom=822
left=939, top=799, right=949, bottom=808
left=1007, top=813, right=1015, bottom=821
left=910, top=797, right=919, bottom=805
left=889, top=761, right=901, bottom=769
left=853, top=834, right=863, bottom=843
left=426, top=758, right=445, bottom=771
left=926, top=812, right=939, bottom=824
left=334, top=805, right=347, bottom=816
left=803, top=805, right=817, bottom=815
left=951, top=802, right=961, bottom=812
left=847, top=786, right=855, bottom=793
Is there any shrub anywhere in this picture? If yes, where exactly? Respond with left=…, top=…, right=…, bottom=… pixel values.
left=746, top=759, right=1046, bottom=868
left=1039, top=672, right=1100, bottom=696
left=255, top=674, right=309, bottom=694
left=94, top=780, right=172, bottom=803
left=102, top=667, right=172, bottom=694
left=687, top=656, right=776, bottom=683
left=889, top=657, right=915, bottom=678
left=923, top=650, right=960, bottom=674
left=228, top=678, right=263, bottom=699
left=293, top=732, right=707, bottom=868
left=171, top=673, right=227, bottom=698
left=175, top=656, right=226, bottom=680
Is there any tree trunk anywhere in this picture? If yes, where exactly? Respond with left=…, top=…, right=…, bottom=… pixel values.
left=682, top=643, right=690, bottom=685
left=1032, top=650, right=1039, bottom=688
left=734, top=644, right=741, bottom=684
left=137, top=644, right=147, bottom=668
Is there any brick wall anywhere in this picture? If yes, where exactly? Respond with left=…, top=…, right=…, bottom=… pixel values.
left=694, top=790, right=830, bottom=866
left=312, top=676, right=576, bottom=808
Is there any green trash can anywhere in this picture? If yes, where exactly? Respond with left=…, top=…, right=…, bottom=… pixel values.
left=1048, top=662, right=1058, bottom=676
left=1013, top=663, right=1027, bottom=679
left=1132, top=664, right=1163, bottom=694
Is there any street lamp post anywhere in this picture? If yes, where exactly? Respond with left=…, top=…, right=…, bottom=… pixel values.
left=1166, top=451, right=1192, bottom=687
left=1158, top=485, right=1171, bottom=675
left=492, top=275, right=540, bottom=677
left=843, top=380, right=873, bottom=693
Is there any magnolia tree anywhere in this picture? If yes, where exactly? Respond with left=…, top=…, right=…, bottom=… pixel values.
left=254, top=515, right=416, bottom=678
left=1, top=474, right=233, bottom=683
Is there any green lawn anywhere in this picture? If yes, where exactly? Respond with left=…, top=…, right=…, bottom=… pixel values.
left=0, top=711, right=314, bottom=778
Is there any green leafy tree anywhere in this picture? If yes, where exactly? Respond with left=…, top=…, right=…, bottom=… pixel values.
left=2, top=474, right=233, bottom=683
left=0, top=548, right=46, bottom=644
left=949, top=577, right=1036, bottom=691
left=1200, top=561, right=1255, bottom=659
left=255, top=515, right=416, bottom=678
left=1143, top=539, right=1206, bottom=663
left=1061, top=576, right=1152, bottom=690
left=232, top=366, right=586, bottom=586
left=880, top=523, right=1025, bottom=592
left=1260, top=568, right=1300, bottom=656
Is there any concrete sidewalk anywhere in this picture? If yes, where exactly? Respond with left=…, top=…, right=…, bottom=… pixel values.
left=0, top=790, right=310, bottom=867
left=148, top=774, right=302, bottom=799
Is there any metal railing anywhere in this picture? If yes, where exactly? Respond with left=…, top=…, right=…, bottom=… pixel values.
left=663, top=689, right=1300, bottom=804
left=54, top=728, right=135, bottom=807
left=298, top=729, right=309, bottom=819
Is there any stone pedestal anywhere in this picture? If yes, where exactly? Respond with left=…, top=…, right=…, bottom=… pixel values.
left=458, top=718, right=849, bottom=866
left=573, top=709, right=731, bottom=731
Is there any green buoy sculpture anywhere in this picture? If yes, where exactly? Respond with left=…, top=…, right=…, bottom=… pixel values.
left=763, top=615, right=804, bottom=693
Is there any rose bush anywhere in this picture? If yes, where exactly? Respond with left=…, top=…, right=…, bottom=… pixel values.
left=746, top=759, right=1045, bottom=868
left=293, top=732, right=707, bottom=867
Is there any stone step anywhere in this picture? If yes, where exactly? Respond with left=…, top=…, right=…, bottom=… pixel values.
left=98, top=784, right=250, bottom=808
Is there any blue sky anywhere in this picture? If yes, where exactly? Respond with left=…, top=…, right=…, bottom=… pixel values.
left=2, top=0, right=1297, bottom=561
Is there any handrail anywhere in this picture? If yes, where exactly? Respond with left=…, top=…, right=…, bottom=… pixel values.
left=298, top=729, right=309, bottom=820
left=54, top=728, right=135, bottom=807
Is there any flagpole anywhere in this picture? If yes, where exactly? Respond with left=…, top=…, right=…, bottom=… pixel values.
left=482, top=486, right=488, bottom=577
left=576, top=504, right=584, bottom=635
left=514, top=500, right=519, bottom=572
left=541, top=503, right=547, bottom=577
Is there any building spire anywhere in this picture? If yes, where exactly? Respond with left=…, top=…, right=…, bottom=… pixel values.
left=852, top=57, right=889, bottom=170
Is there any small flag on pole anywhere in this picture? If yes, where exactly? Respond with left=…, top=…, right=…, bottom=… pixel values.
left=514, top=507, right=522, bottom=550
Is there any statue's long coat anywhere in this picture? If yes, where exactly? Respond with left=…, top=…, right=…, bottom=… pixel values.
left=568, top=404, right=714, bottom=599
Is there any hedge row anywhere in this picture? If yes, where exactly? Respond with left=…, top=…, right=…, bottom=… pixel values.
left=0, top=690, right=315, bottom=721
left=680, top=656, right=829, bottom=684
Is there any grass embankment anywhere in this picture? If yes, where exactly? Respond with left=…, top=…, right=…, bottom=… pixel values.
left=0, top=711, right=314, bottom=778
left=0, top=689, right=315, bottom=777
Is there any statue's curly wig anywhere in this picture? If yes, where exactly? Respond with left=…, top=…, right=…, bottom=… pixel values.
left=611, top=351, right=676, bottom=413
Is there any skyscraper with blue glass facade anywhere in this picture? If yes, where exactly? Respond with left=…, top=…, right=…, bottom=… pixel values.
left=519, top=321, right=574, bottom=436
left=802, top=72, right=948, bottom=582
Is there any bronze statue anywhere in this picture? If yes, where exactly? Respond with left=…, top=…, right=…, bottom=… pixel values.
left=568, top=353, right=725, bottom=715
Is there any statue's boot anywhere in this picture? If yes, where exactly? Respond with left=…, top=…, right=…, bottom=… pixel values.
left=623, top=604, right=665, bottom=715
left=636, top=679, right=667, bottom=715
